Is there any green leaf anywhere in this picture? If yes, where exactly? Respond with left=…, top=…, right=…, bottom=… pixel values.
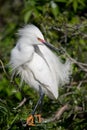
left=78, top=0, right=85, bottom=6
left=73, top=0, right=78, bottom=12
left=50, top=1, right=59, bottom=18
left=55, top=0, right=67, bottom=3
left=24, top=10, right=32, bottom=24
left=15, top=92, right=22, bottom=101
left=66, top=0, right=73, bottom=6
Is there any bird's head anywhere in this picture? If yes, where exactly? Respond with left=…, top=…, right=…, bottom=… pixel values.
left=18, top=24, right=58, bottom=51
left=18, top=24, right=45, bottom=45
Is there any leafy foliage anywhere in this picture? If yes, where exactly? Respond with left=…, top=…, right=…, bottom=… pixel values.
left=0, top=0, right=87, bottom=130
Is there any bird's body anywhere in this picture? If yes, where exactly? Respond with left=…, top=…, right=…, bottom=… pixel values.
left=10, top=24, right=71, bottom=100
left=10, top=24, right=72, bottom=125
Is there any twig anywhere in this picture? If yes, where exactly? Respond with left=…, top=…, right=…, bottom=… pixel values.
left=52, top=24, right=87, bottom=72
left=0, top=59, right=9, bottom=77
left=41, top=104, right=84, bottom=124
left=77, top=74, right=87, bottom=89
left=53, top=23, right=87, bottom=37
left=74, top=106, right=83, bottom=112
left=42, top=104, right=69, bottom=123
left=60, top=47, right=87, bottom=72
left=60, top=92, right=75, bottom=99
left=14, top=97, right=27, bottom=110
left=7, top=114, right=19, bottom=130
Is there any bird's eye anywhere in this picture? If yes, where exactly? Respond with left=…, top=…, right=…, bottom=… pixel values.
left=37, top=37, right=45, bottom=43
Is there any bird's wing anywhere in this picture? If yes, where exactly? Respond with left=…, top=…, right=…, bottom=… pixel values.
left=27, top=50, right=58, bottom=99
left=10, top=43, right=34, bottom=70
left=39, top=45, right=72, bottom=86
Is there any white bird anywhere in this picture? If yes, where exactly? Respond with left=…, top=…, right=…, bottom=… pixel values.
left=10, top=24, right=71, bottom=125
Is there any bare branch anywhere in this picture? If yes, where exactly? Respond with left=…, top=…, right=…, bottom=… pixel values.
left=42, top=104, right=69, bottom=123
left=60, top=47, right=87, bottom=72
left=41, top=104, right=83, bottom=124
left=14, top=97, right=27, bottom=110
left=0, top=59, right=8, bottom=76
left=52, top=24, right=87, bottom=72
left=77, top=74, right=87, bottom=89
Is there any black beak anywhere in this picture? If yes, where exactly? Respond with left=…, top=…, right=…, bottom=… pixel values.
left=43, top=41, right=61, bottom=52
left=38, top=37, right=63, bottom=53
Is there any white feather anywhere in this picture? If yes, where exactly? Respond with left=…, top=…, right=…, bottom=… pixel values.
left=10, top=24, right=72, bottom=99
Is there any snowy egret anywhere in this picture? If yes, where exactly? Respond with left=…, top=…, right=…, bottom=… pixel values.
left=10, top=24, right=71, bottom=125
